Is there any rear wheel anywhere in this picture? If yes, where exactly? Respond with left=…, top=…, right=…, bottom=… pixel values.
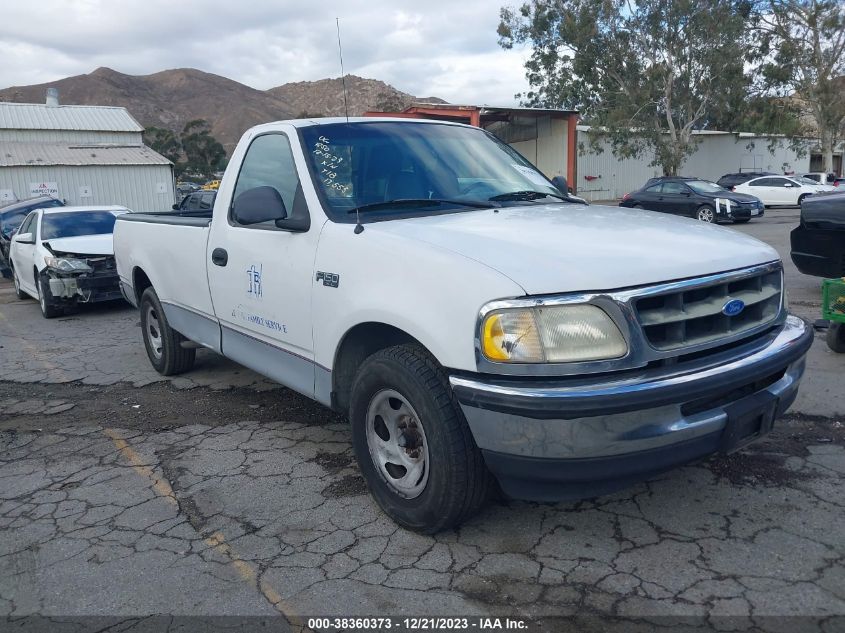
left=12, top=267, right=27, bottom=300
left=349, top=344, right=492, bottom=533
left=695, top=205, right=715, bottom=223
left=827, top=323, right=845, bottom=353
left=139, top=287, right=196, bottom=375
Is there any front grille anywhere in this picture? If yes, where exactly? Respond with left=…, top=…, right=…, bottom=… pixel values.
left=635, top=267, right=782, bottom=351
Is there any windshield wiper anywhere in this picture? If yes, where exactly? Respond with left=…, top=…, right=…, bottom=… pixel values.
left=488, top=190, right=570, bottom=202
left=347, top=198, right=494, bottom=214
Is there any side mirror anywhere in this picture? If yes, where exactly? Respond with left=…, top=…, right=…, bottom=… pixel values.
left=231, top=186, right=309, bottom=232
left=172, top=203, right=180, bottom=210
left=232, top=186, right=288, bottom=225
left=784, top=183, right=793, bottom=187
left=551, top=176, right=568, bottom=195
left=14, top=232, right=34, bottom=244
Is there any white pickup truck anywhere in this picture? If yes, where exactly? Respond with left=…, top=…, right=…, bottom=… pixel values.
left=114, top=117, right=813, bottom=533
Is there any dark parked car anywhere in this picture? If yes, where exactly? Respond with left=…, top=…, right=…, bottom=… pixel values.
left=716, top=172, right=775, bottom=190
left=791, top=190, right=845, bottom=278
left=0, top=196, right=64, bottom=278
left=173, top=190, right=216, bottom=212
left=620, top=177, right=764, bottom=223
left=790, top=191, right=845, bottom=351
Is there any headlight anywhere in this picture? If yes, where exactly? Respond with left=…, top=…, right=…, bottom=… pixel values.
left=44, top=256, right=93, bottom=273
left=481, top=304, right=627, bottom=363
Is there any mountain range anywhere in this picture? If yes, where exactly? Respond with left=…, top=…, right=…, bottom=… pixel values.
left=0, top=67, right=445, bottom=152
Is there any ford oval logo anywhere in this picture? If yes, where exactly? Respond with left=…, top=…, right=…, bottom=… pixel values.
left=722, top=299, right=745, bottom=316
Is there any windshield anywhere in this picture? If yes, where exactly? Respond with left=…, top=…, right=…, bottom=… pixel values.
left=792, top=176, right=820, bottom=186
left=299, top=122, right=568, bottom=220
left=41, top=211, right=119, bottom=240
left=687, top=180, right=726, bottom=194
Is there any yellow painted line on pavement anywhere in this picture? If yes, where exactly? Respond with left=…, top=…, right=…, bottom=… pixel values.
left=104, top=429, right=178, bottom=503
left=104, top=428, right=309, bottom=631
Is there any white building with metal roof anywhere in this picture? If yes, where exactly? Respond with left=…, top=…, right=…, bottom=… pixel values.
left=0, top=89, right=175, bottom=211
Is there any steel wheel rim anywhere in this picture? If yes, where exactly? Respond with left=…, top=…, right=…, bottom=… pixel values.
left=698, top=207, right=714, bottom=222
left=145, top=305, right=164, bottom=360
left=365, top=389, right=430, bottom=499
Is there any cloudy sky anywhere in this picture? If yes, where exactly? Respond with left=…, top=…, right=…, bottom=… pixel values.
left=0, top=0, right=532, bottom=104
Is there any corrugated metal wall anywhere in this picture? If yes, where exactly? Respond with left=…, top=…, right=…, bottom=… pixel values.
left=0, top=130, right=142, bottom=144
left=576, top=131, right=812, bottom=201
left=0, top=164, right=175, bottom=211
left=508, top=116, right=569, bottom=180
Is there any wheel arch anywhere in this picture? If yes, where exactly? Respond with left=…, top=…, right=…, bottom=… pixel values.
left=331, top=321, right=429, bottom=414
left=131, top=266, right=153, bottom=305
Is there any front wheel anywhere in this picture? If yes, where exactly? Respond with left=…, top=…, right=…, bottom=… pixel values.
left=37, top=274, right=61, bottom=318
left=139, top=287, right=196, bottom=375
left=798, top=193, right=810, bottom=207
left=349, top=344, right=492, bottom=533
left=827, top=323, right=845, bottom=353
left=695, top=205, right=715, bottom=223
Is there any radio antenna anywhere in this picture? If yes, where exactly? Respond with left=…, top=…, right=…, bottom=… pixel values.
left=336, top=18, right=350, bottom=124
left=336, top=17, right=362, bottom=233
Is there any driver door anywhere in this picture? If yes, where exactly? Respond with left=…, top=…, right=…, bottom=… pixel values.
left=769, top=177, right=796, bottom=205
left=207, top=131, right=321, bottom=398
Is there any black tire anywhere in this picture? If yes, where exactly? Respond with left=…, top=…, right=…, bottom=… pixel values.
left=733, top=218, right=750, bottom=224
left=827, top=323, right=845, bottom=353
left=695, top=205, right=716, bottom=223
left=139, top=287, right=196, bottom=375
left=798, top=193, right=810, bottom=207
left=11, top=266, right=27, bottom=300
left=37, top=274, right=62, bottom=318
left=349, top=344, right=492, bottom=533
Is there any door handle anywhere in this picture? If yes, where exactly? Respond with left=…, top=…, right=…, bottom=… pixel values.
left=211, top=248, right=228, bottom=267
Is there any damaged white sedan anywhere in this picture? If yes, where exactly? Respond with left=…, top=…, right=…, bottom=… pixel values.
left=8, top=206, right=129, bottom=318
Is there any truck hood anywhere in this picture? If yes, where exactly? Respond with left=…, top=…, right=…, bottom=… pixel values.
left=44, top=233, right=114, bottom=256
left=372, top=204, right=779, bottom=295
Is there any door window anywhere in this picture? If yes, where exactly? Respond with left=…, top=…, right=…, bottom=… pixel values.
left=661, top=182, right=688, bottom=195
left=232, top=133, right=304, bottom=228
left=199, top=193, right=214, bottom=210
left=750, top=178, right=776, bottom=187
left=644, top=184, right=663, bottom=193
left=770, top=178, right=792, bottom=188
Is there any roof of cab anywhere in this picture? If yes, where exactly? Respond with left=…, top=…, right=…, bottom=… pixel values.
left=255, top=116, right=473, bottom=130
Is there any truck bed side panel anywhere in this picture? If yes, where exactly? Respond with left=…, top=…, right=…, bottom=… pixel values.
left=114, top=216, right=218, bottom=348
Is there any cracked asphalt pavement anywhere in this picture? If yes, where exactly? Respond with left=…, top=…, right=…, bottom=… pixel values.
left=0, top=208, right=843, bottom=631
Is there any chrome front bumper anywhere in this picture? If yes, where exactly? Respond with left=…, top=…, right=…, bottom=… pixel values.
left=450, top=315, right=813, bottom=500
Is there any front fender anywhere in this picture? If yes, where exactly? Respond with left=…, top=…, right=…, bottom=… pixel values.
left=312, top=223, right=525, bottom=372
